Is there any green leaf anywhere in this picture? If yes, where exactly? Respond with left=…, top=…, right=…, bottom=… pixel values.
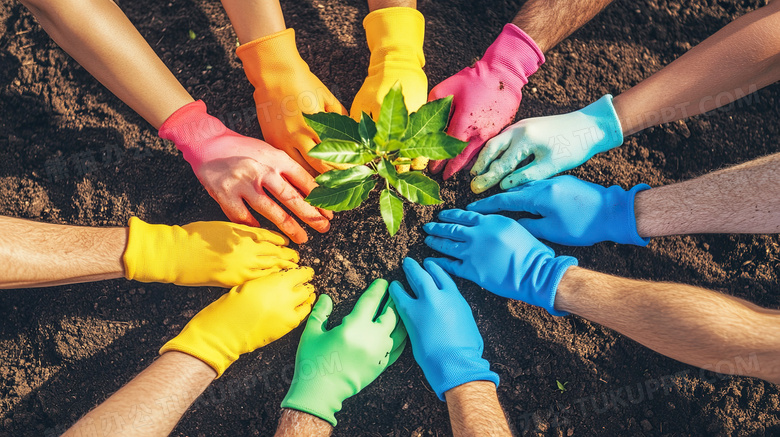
left=374, top=82, right=409, bottom=146
left=556, top=381, right=568, bottom=392
left=315, top=165, right=375, bottom=188
left=376, top=158, right=398, bottom=185
left=391, top=172, right=441, bottom=205
left=304, top=112, right=361, bottom=143
left=305, top=179, right=377, bottom=212
left=400, top=132, right=468, bottom=160
left=404, top=96, right=453, bottom=141
left=379, top=189, right=404, bottom=236
left=358, top=111, right=377, bottom=148
left=188, top=29, right=197, bottom=40
left=308, top=140, right=375, bottom=164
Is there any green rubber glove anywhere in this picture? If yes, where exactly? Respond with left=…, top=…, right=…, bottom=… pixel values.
left=281, top=279, right=407, bottom=426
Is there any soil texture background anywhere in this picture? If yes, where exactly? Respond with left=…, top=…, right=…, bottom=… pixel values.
left=0, top=0, right=779, bottom=435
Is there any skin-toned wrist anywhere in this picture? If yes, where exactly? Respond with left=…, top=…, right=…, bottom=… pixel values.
left=221, top=0, right=287, bottom=44
left=367, top=0, right=416, bottom=11
left=553, top=266, right=590, bottom=314
left=160, top=351, right=218, bottom=380
left=273, top=408, right=333, bottom=437
left=445, top=380, right=511, bottom=437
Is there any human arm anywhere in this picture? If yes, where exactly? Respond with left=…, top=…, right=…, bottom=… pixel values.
left=278, top=279, right=407, bottom=429
left=0, top=216, right=298, bottom=289
left=62, top=352, right=215, bottom=437
left=21, top=0, right=332, bottom=242
left=389, top=258, right=508, bottom=434
left=470, top=1, right=780, bottom=192
left=555, top=267, right=780, bottom=384
left=225, top=0, right=348, bottom=175
left=64, top=268, right=315, bottom=435
left=428, top=0, right=616, bottom=179
left=274, top=409, right=333, bottom=437
left=467, top=153, right=780, bottom=246
left=445, top=381, right=512, bottom=437
left=19, top=0, right=192, bottom=128
left=0, top=216, right=125, bottom=288
left=350, top=1, right=428, bottom=171
left=613, top=0, right=780, bottom=136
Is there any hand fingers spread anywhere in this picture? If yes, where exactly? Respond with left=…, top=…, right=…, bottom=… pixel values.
left=244, top=190, right=308, bottom=244
left=424, top=235, right=468, bottom=259
left=400, top=257, right=436, bottom=300
left=422, top=222, right=469, bottom=242
left=500, top=161, right=558, bottom=190
left=265, top=176, right=331, bottom=234
left=350, top=278, right=389, bottom=321
left=422, top=259, right=457, bottom=291
left=437, top=209, right=483, bottom=226
left=215, top=193, right=261, bottom=228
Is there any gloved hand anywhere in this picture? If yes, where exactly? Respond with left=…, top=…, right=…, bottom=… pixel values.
left=389, top=258, right=499, bottom=400
left=470, top=95, right=623, bottom=193
left=468, top=176, right=651, bottom=246
left=281, top=279, right=407, bottom=426
left=428, top=24, right=544, bottom=180
left=424, top=209, right=577, bottom=316
left=237, top=28, right=348, bottom=176
left=158, top=100, right=333, bottom=244
left=123, top=217, right=299, bottom=287
left=160, top=267, right=316, bottom=377
left=350, top=7, right=427, bottom=122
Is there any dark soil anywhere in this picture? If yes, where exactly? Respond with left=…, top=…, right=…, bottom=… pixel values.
left=1, top=0, right=779, bottom=436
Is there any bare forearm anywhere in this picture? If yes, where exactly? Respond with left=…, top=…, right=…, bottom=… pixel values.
left=63, top=352, right=216, bottom=437
left=367, top=0, right=416, bottom=11
left=0, top=216, right=126, bottom=288
left=512, top=0, right=615, bottom=53
left=273, top=409, right=333, bottom=437
left=20, top=0, right=193, bottom=128
left=556, top=267, right=780, bottom=383
left=613, top=1, right=780, bottom=136
left=221, top=0, right=286, bottom=44
left=445, top=381, right=511, bottom=437
left=634, top=153, right=780, bottom=237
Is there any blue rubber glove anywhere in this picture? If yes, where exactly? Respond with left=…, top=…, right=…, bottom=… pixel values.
left=423, top=209, right=577, bottom=316
left=468, top=175, right=652, bottom=246
left=389, top=258, right=499, bottom=400
left=470, top=94, right=623, bottom=193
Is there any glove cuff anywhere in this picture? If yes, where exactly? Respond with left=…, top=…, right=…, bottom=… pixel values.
left=363, top=7, right=425, bottom=69
left=545, top=256, right=578, bottom=317
left=124, top=217, right=177, bottom=284
left=579, top=94, right=624, bottom=155
left=158, top=100, right=229, bottom=169
left=482, top=24, right=545, bottom=92
left=422, top=349, right=500, bottom=401
left=621, top=184, right=652, bottom=246
left=281, top=376, right=343, bottom=426
left=236, top=28, right=310, bottom=87
left=159, top=323, right=237, bottom=378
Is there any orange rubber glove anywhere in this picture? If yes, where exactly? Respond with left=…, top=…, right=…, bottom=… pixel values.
left=237, top=28, right=348, bottom=176
left=160, top=267, right=316, bottom=377
left=350, top=7, right=428, bottom=122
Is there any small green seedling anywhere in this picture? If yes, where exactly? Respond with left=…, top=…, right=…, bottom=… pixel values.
left=303, top=82, right=466, bottom=236
left=556, top=380, right=569, bottom=393
left=188, top=29, right=197, bottom=40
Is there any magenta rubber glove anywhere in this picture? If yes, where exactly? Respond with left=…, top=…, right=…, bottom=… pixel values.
left=159, top=100, right=332, bottom=244
left=428, top=24, right=544, bottom=180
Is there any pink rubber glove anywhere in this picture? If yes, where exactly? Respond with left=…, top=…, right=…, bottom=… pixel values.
left=159, top=100, right=332, bottom=244
left=428, top=24, right=544, bottom=180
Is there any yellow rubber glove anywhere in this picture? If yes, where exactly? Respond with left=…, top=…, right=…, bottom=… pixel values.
left=160, top=267, right=316, bottom=377
left=237, top=28, right=348, bottom=176
left=350, top=7, right=428, bottom=122
left=123, top=217, right=299, bottom=287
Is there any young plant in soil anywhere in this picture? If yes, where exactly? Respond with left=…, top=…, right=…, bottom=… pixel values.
left=303, top=82, right=467, bottom=236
